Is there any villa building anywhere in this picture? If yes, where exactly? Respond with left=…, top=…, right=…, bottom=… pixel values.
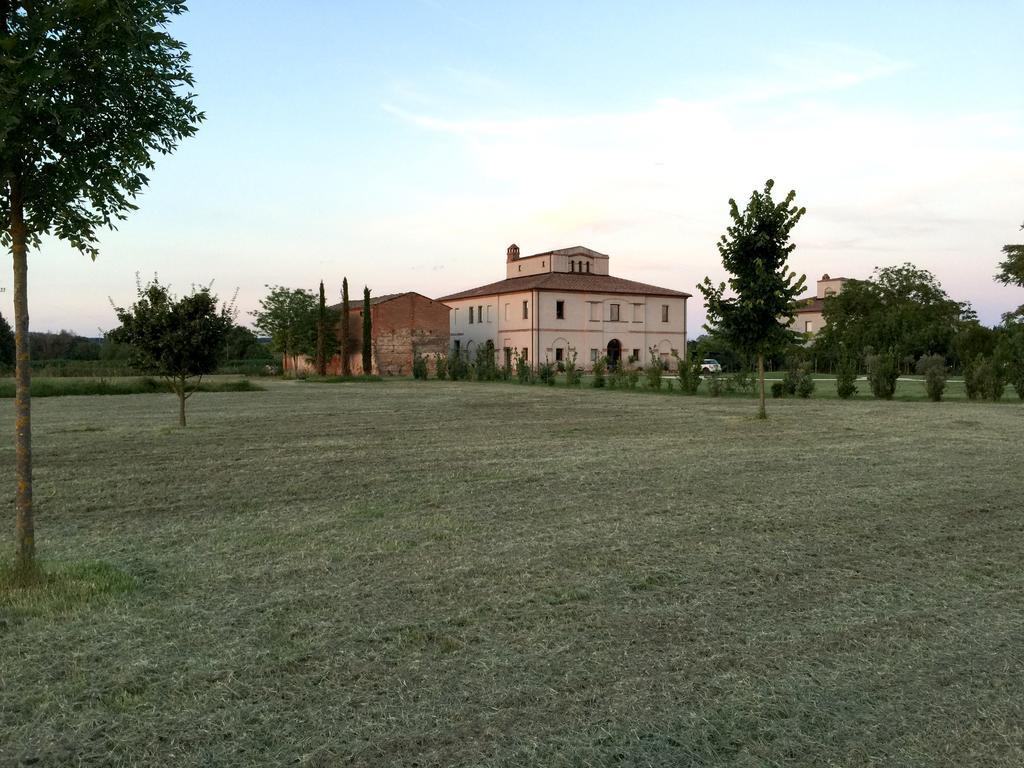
left=792, top=274, right=849, bottom=337
left=438, top=244, right=690, bottom=370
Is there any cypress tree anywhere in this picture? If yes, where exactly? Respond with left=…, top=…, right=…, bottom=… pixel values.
left=340, top=278, right=351, bottom=376
left=362, top=287, right=372, bottom=375
left=315, top=280, right=327, bottom=376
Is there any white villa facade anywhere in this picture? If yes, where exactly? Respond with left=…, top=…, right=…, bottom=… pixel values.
left=438, top=244, right=691, bottom=371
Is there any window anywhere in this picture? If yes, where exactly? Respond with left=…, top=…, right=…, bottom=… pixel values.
left=632, top=348, right=640, bottom=361
left=504, top=303, right=509, bottom=320
left=453, top=340, right=461, bottom=355
left=824, top=288, right=836, bottom=297
left=518, top=265, right=522, bottom=272
left=589, top=302, right=600, bottom=321
left=478, top=305, right=483, bottom=322
left=570, top=260, right=575, bottom=272
left=522, top=300, right=529, bottom=320
left=586, top=262, right=590, bottom=273
left=661, top=305, right=669, bottom=322
left=487, top=305, right=492, bottom=322
left=469, top=306, right=474, bottom=324
left=590, top=348, right=599, bottom=362
left=609, top=303, right=620, bottom=321
left=555, top=348, right=564, bottom=362
left=522, top=347, right=528, bottom=361
left=556, top=300, right=565, bottom=319
left=805, top=320, right=814, bottom=333
left=633, top=303, right=643, bottom=321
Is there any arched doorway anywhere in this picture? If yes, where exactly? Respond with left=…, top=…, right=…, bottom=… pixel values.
left=607, top=339, right=622, bottom=369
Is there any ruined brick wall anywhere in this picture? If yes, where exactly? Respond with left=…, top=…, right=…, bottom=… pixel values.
left=343, top=293, right=450, bottom=376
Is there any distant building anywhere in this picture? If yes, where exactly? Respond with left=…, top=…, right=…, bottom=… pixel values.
left=792, top=274, right=849, bottom=337
left=438, top=244, right=690, bottom=370
left=285, top=292, right=450, bottom=376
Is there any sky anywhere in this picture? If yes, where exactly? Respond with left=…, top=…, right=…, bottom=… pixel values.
left=8, top=0, right=1024, bottom=336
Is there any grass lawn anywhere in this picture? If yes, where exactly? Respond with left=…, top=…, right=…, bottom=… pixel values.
left=2, top=380, right=1023, bottom=766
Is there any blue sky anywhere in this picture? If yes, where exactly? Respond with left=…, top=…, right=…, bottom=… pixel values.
left=10, top=0, right=1024, bottom=334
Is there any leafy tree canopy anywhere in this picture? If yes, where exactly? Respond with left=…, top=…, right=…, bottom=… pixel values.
left=0, top=310, right=13, bottom=368
left=110, top=277, right=233, bottom=426
left=997, top=222, right=1024, bottom=316
left=251, top=286, right=318, bottom=358
left=817, top=264, right=968, bottom=363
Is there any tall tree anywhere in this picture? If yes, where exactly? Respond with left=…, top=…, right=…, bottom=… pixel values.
left=997, top=222, right=1024, bottom=316
left=0, top=1, right=202, bottom=576
left=362, top=286, right=372, bottom=375
left=699, top=179, right=806, bottom=419
left=340, top=278, right=351, bottom=376
left=110, top=278, right=233, bottom=427
left=315, top=280, right=327, bottom=376
left=251, top=286, right=318, bottom=365
left=0, top=310, right=13, bottom=369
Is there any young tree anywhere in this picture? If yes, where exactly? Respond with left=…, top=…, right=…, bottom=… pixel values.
left=110, top=278, right=233, bottom=427
left=1, top=1, right=202, bottom=576
left=698, top=179, right=806, bottom=419
left=340, top=278, right=351, bottom=376
left=362, top=286, right=373, bottom=375
left=315, top=280, right=328, bottom=376
left=251, top=286, right=318, bottom=365
left=997, top=222, right=1024, bottom=316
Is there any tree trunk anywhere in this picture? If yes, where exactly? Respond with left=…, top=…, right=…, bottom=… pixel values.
left=177, top=379, right=187, bottom=427
left=757, top=352, right=767, bottom=420
left=9, top=175, right=34, bottom=574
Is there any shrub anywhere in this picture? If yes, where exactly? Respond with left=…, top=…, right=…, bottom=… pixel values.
left=515, top=351, right=532, bottom=384
left=563, top=350, right=581, bottom=387
left=412, top=353, right=428, bottom=380
left=771, top=381, right=784, bottom=398
left=970, top=355, right=1005, bottom=401
left=626, top=367, right=640, bottom=389
left=835, top=355, right=858, bottom=399
left=644, top=347, right=663, bottom=389
left=592, top=356, right=607, bottom=388
left=795, top=364, right=815, bottom=398
left=732, top=369, right=755, bottom=395
left=434, top=352, right=448, bottom=380
left=498, top=361, right=512, bottom=381
left=1010, top=362, right=1024, bottom=400
left=915, top=354, right=946, bottom=402
left=666, top=379, right=674, bottom=392
left=449, top=350, right=469, bottom=381
left=538, top=360, right=556, bottom=386
left=866, top=351, right=899, bottom=400
left=472, top=343, right=498, bottom=381
left=674, top=354, right=701, bottom=395
left=707, top=374, right=722, bottom=397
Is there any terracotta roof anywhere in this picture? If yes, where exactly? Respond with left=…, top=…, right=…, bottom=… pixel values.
left=793, top=296, right=825, bottom=313
left=437, top=272, right=691, bottom=301
left=328, top=292, right=419, bottom=313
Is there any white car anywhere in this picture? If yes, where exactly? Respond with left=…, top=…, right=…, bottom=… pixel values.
left=701, top=358, right=722, bottom=374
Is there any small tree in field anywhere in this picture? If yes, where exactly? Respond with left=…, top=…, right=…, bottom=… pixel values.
left=1, top=1, right=202, bottom=576
left=699, top=180, right=807, bottom=419
left=111, top=278, right=233, bottom=427
left=362, top=286, right=372, bottom=375
left=340, top=278, right=352, bottom=376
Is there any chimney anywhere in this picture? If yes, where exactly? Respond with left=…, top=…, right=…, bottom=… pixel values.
left=506, top=243, right=520, bottom=262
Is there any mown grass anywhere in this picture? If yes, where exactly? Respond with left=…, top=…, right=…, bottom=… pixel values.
left=2, top=380, right=1023, bottom=766
left=0, top=376, right=263, bottom=398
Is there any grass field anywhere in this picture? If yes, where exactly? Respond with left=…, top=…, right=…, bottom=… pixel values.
left=2, top=380, right=1023, bottom=766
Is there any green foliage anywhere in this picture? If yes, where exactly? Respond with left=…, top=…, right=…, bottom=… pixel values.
left=223, top=325, right=269, bottom=361
left=28, top=330, right=99, bottom=361
left=515, top=350, right=532, bottom=384
left=412, top=353, right=428, bottom=380
left=251, top=286, right=318, bottom=358
left=434, top=352, right=448, bottom=380
left=109, top=278, right=235, bottom=424
left=0, top=311, right=13, bottom=369
left=340, top=278, right=351, bottom=377
left=698, top=179, right=806, bottom=418
left=673, top=354, right=702, bottom=395
left=771, top=381, right=784, bottom=399
left=835, top=355, right=859, bottom=399
left=969, top=355, right=1005, bottom=401
left=448, top=349, right=469, bottom=381
left=996, top=222, right=1024, bottom=316
left=538, top=360, right=556, bottom=386
left=0, top=377, right=260, bottom=398
left=819, top=265, right=968, bottom=366
left=644, top=347, right=663, bottom=389
left=563, top=350, right=581, bottom=386
left=592, top=356, right=607, bottom=388
left=952, top=322, right=996, bottom=371
left=706, top=374, right=722, bottom=397
left=865, top=351, right=899, bottom=400
left=0, top=1, right=202, bottom=257
left=472, top=342, right=498, bottom=381
left=915, top=354, right=947, bottom=402
left=362, top=287, right=373, bottom=375
left=795, top=364, right=815, bottom=399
